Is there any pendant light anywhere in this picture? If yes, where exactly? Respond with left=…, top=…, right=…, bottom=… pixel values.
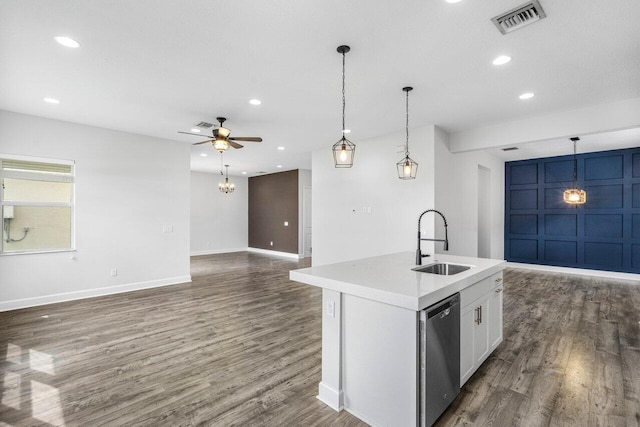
left=332, top=45, right=355, bottom=168
left=397, top=87, right=418, bottom=179
left=563, top=137, right=586, bottom=204
left=219, top=164, right=235, bottom=194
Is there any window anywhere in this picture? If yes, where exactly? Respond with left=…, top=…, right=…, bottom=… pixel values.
left=1, top=156, right=75, bottom=254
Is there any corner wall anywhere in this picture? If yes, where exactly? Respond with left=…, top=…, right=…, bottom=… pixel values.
left=190, top=171, right=248, bottom=255
left=0, top=110, right=191, bottom=311
left=248, top=169, right=299, bottom=254
left=434, top=126, right=505, bottom=259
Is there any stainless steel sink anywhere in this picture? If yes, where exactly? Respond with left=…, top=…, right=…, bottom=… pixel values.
left=413, top=263, right=471, bottom=275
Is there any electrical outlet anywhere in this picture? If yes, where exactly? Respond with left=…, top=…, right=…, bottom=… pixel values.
left=284, top=221, right=288, bottom=226
left=270, top=241, right=274, bottom=246
left=110, top=268, right=118, bottom=277
left=162, top=225, right=174, bottom=233
left=326, top=300, right=335, bottom=318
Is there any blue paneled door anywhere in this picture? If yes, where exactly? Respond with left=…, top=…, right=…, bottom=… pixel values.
left=505, top=147, right=640, bottom=273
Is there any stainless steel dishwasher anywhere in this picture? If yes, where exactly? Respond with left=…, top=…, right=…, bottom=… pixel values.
left=420, top=293, right=460, bottom=427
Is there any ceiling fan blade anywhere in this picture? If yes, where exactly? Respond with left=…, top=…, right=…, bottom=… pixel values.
left=227, top=141, right=244, bottom=149
left=192, top=140, right=213, bottom=145
left=228, top=137, right=262, bottom=142
left=178, top=131, right=212, bottom=137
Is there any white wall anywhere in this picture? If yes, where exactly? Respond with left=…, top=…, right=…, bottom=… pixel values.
left=435, top=127, right=505, bottom=259
left=298, top=169, right=311, bottom=257
left=450, top=97, right=640, bottom=152
left=312, top=126, right=436, bottom=266
left=190, top=171, right=248, bottom=255
left=0, top=110, right=191, bottom=311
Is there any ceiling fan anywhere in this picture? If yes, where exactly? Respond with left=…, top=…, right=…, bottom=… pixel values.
left=179, top=117, right=262, bottom=153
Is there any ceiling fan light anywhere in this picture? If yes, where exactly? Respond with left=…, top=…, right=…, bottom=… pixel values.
left=217, top=127, right=231, bottom=139
left=213, top=139, right=228, bottom=152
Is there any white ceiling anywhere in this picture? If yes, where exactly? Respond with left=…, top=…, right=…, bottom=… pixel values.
left=1, top=0, right=639, bottom=176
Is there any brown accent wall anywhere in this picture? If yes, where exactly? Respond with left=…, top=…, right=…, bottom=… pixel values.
left=248, top=169, right=298, bottom=254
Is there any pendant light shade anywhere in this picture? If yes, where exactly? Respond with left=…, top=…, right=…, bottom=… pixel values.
left=397, top=87, right=418, bottom=179
left=219, top=164, right=235, bottom=194
left=332, top=45, right=355, bottom=168
left=563, top=137, right=586, bottom=205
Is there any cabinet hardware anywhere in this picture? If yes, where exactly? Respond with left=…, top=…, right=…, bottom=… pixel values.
left=479, top=306, right=482, bottom=324
left=495, top=277, right=503, bottom=283
left=495, top=288, right=503, bottom=293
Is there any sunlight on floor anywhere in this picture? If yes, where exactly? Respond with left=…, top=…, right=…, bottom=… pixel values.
left=29, top=349, right=55, bottom=375
left=1, top=371, right=21, bottom=410
left=2, top=343, right=66, bottom=427
left=31, top=380, right=66, bottom=427
left=6, top=343, right=21, bottom=364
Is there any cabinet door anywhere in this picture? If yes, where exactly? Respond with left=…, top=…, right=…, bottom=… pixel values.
left=489, top=285, right=503, bottom=350
left=460, top=304, right=476, bottom=386
left=474, top=296, right=490, bottom=365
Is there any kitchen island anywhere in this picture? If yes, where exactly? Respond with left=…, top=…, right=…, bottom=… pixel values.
left=290, top=252, right=506, bottom=426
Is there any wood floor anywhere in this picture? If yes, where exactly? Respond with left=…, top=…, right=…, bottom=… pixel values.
left=1, top=253, right=639, bottom=426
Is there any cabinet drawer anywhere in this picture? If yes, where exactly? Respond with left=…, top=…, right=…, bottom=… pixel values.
left=460, top=272, right=503, bottom=308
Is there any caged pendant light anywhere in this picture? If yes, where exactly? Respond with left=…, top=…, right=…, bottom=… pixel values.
left=332, top=45, right=356, bottom=168
left=563, top=137, right=586, bottom=204
left=219, top=164, right=235, bottom=194
left=397, top=87, right=418, bottom=179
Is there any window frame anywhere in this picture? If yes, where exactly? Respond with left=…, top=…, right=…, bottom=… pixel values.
left=0, top=153, right=76, bottom=256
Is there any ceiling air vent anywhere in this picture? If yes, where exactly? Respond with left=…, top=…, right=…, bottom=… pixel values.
left=195, top=121, right=214, bottom=128
left=502, top=147, right=519, bottom=151
left=491, top=0, right=546, bottom=35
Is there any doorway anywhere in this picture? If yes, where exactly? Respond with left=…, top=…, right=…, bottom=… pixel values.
left=477, top=165, right=491, bottom=258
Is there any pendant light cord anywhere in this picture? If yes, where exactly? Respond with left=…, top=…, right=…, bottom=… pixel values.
left=573, top=140, right=578, bottom=187
left=341, top=50, right=346, bottom=136
left=405, top=89, right=410, bottom=157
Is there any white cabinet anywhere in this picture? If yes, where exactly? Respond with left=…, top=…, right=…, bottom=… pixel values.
left=460, top=272, right=503, bottom=386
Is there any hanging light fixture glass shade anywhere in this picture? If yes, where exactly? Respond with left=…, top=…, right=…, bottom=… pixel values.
left=332, top=45, right=355, bottom=168
left=213, top=127, right=231, bottom=153
left=563, top=137, right=586, bottom=204
left=397, top=87, right=418, bottom=179
left=219, top=164, right=235, bottom=193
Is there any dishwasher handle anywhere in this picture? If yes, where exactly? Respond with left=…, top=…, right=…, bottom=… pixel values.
left=427, top=295, right=459, bottom=319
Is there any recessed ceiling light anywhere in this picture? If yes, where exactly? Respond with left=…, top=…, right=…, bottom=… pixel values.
left=342, top=129, right=351, bottom=134
left=200, top=153, right=208, bottom=157
left=276, top=165, right=283, bottom=168
left=249, top=99, right=262, bottom=105
left=445, top=0, right=462, bottom=3
left=519, top=92, right=535, bottom=100
left=241, top=171, right=247, bottom=175
left=190, top=128, right=201, bottom=133
left=492, top=55, right=511, bottom=66
left=54, top=36, right=80, bottom=48
left=44, top=97, right=60, bottom=104
left=277, top=146, right=285, bottom=150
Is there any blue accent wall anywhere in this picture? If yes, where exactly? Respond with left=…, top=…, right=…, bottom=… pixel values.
left=505, top=147, right=640, bottom=273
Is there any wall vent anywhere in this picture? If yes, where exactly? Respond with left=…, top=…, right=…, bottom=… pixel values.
left=502, top=147, right=519, bottom=151
left=195, top=121, right=214, bottom=128
left=491, top=0, right=546, bottom=35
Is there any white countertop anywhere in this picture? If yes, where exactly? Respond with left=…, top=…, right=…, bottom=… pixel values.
left=290, top=252, right=506, bottom=311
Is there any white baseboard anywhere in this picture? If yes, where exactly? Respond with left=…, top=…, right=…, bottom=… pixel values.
left=247, top=247, right=301, bottom=259
left=317, top=382, right=343, bottom=411
left=190, top=247, right=247, bottom=256
left=0, top=275, right=192, bottom=312
left=507, top=262, right=640, bottom=282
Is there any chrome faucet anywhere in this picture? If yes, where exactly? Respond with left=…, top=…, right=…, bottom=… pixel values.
left=416, top=209, right=449, bottom=265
